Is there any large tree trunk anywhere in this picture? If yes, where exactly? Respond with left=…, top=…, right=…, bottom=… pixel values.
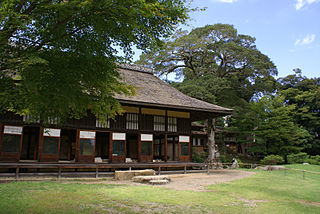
left=207, top=117, right=216, bottom=162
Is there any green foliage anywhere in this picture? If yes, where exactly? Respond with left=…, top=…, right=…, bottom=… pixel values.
left=0, top=0, right=190, bottom=122
left=219, top=154, right=227, bottom=163
left=287, top=152, right=309, bottom=164
left=305, top=155, right=320, bottom=165
left=278, top=69, right=320, bottom=155
left=260, top=155, right=284, bottom=165
left=138, top=24, right=277, bottom=108
left=191, top=151, right=208, bottom=163
left=245, top=95, right=311, bottom=157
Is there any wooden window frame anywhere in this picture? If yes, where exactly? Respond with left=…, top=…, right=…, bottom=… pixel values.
left=76, top=130, right=96, bottom=163
left=0, top=125, right=23, bottom=162
left=139, top=133, right=153, bottom=162
left=109, top=132, right=126, bottom=163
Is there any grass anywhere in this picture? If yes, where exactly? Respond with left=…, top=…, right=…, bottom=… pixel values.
left=0, top=164, right=319, bottom=214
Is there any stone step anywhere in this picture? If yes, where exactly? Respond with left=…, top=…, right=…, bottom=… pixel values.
left=114, top=169, right=155, bottom=180
left=149, top=179, right=169, bottom=185
left=132, top=175, right=170, bottom=183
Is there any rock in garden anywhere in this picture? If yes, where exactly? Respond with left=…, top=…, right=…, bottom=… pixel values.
left=132, top=175, right=171, bottom=183
left=114, top=169, right=155, bottom=180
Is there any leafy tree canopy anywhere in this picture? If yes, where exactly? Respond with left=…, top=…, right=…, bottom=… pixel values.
left=247, top=95, right=311, bottom=157
left=278, top=69, right=320, bottom=155
left=0, top=0, right=190, bottom=123
left=137, top=24, right=278, bottom=106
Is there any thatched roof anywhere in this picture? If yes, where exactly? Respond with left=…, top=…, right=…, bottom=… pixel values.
left=115, top=64, right=232, bottom=118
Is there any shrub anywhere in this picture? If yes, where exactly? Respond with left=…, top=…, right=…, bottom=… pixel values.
left=287, top=152, right=309, bottom=164
left=192, top=151, right=208, bottom=163
left=260, top=155, right=284, bottom=165
left=220, top=154, right=227, bottom=163
left=305, top=155, right=320, bottom=165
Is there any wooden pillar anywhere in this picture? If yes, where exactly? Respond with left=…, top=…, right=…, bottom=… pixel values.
left=164, top=134, right=168, bottom=162
left=0, top=124, right=3, bottom=154
left=138, top=132, right=141, bottom=162
left=75, top=129, right=80, bottom=162
left=38, top=127, right=43, bottom=161
left=15, top=167, right=19, bottom=179
left=109, top=132, right=113, bottom=162
left=58, top=167, right=62, bottom=179
left=95, top=167, right=99, bottom=178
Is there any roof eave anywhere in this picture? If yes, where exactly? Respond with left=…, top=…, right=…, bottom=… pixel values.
left=118, top=99, right=233, bottom=116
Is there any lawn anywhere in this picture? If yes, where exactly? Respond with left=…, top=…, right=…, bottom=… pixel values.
left=0, top=164, right=319, bottom=214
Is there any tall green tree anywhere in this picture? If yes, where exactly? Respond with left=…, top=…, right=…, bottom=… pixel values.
left=278, top=69, right=320, bottom=155
left=0, top=0, right=190, bottom=122
left=247, top=95, right=311, bottom=158
left=138, top=24, right=277, bottom=106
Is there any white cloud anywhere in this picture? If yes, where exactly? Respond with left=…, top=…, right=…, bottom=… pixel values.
left=295, top=34, right=316, bottom=46
left=295, top=0, right=319, bottom=10
left=212, top=0, right=238, bottom=3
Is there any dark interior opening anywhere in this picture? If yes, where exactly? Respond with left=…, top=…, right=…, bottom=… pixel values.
left=60, top=129, right=76, bottom=161
left=95, top=132, right=109, bottom=159
left=153, top=134, right=165, bottom=160
left=20, top=126, right=39, bottom=160
left=126, top=133, right=138, bottom=160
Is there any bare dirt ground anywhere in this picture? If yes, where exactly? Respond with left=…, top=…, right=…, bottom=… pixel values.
left=68, top=170, right=256, bottom=191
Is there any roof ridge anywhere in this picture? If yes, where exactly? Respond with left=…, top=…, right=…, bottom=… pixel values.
left=118, top=64, right=153, bottom=74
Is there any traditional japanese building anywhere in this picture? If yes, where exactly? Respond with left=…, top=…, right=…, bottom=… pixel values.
left=0, top=64, right=232, bottom=164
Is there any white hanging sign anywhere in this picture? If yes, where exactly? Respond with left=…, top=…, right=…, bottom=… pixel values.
left=80, top=131, right=96, bottom=139
left=43, top=128, right=61, bottom=137
left=112, top=132, right=126, bottom=140
left=4, top=126, right=23, bottom=135
left=141, top=134, right=153, bottom=141
left=179, top=135, right=190, bottom=143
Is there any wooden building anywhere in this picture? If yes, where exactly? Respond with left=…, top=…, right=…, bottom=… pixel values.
left=191, top=122, right=249, bottom=155
left=0, top=64, right=232, bottom=164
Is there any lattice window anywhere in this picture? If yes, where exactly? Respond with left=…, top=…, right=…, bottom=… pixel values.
left=23, top=114, right=40, bottom=123
left=96, top=115, right=110, bottom=128
left=154, top=115, right=165, bottom=131
left=168, top=117, right=177, bottom=132
left=126, top=113, right=138, bottom=130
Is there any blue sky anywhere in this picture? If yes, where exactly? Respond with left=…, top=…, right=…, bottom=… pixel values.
left=134, top=0, right=320, bottom=79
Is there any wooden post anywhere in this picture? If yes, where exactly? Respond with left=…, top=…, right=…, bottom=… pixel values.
left=58, top=167, right=62, bottom=179
left=158, top=166, right=161, bottom=175
left=95, top=167, right=99, bottom=178
left=303, top=170, right=305, bottom=180
left=15, top=167, right=19, bottom=180
left=164, top=134, right=168, bottom=162
left=75, top=129, right=80, bottom=162
left=138, top=132, right=141, bottom=162
left=184, top=165, right=187, bottom=174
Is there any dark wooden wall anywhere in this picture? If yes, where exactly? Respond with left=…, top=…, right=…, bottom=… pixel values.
left=0, top=108, right=191, bottom=135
